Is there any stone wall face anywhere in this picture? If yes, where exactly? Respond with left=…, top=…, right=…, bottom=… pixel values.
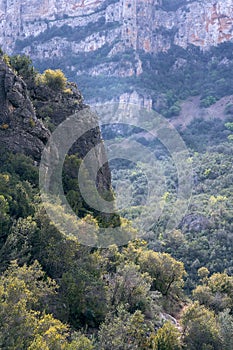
left=1, top=0, right=232, bottom=107
left=0, top=0, right=232, bottom=79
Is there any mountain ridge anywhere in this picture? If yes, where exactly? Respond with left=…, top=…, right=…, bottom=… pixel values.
left=1, top=0, right=233, bottom=105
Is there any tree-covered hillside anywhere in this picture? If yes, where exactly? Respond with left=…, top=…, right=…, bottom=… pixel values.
left=0, top=54, right=232, bottom=349
left=34, top=41, right=233, bottom=114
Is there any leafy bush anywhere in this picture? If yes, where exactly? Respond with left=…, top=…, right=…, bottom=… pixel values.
left=224, top=104, right=233, bottom=115
left=2, top=53, right=10, bottom=66
left=200, top=95, right=217, bottom=108
left=40, top=69, right=67, bottom=91
left=10, top=54, right=36, bottom=82
left=154, top=322, right=182, bottom=350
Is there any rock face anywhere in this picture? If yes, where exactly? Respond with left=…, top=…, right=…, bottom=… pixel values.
left=0, top=57, right=112, bottom=193
left=0, top=0, right=233, bottom=77
left=28, top=79, right=84, bottom=127
left=1, top=0, right=233, bottom=54
left=1, top=0, right=233, bottom=106
left=0, top=59, right=50, bottom=160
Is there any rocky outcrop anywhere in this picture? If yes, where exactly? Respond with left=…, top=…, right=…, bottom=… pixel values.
left=180, top=213, right=211, bottom=233
left=0, top=57, right=112, bottom=193
left=118, top=91, right=153, bottom=110
left=0, top=59, right=50, bottom=160
left=29, top=80, right=84, bottom=127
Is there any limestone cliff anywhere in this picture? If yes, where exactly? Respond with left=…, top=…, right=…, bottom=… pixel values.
left=1, top=0, right=232, bottom=67
left=0, top=0, right=233, bottom=58
left=0, top=0, right=232, bottom=104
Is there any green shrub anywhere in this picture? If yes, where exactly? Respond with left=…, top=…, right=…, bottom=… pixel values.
left=41, top=69, right=67, bottom=91
left=2, top=54, right=10, bottom=67
left=200, top=96, right=217, bottom=108
left=10, top=54, right=36, bottom=81
left=225, top=122, right=233, bottom=131
left=224, top=103, right=233, bottom=115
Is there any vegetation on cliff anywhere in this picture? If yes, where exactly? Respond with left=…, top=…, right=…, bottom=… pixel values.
left=0, top=54, right=232, bottom=349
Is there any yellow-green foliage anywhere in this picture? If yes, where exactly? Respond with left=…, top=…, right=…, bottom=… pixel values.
left=98, top=307, right=157, bottom=349
left=29, top=117, right=36, bottom=127
left=225, top=122, right=233, bottom=131
left=138, top=249, right=186, bottom=296
left=193, top=272, right=233, bottom=313
left=2, top=53, right=10, bottom=66
left=65, top=332, right=94, bottom=350
left=40, top=69, right=67, bottom=91
left=0, top=261, right=94, bottom=349
left=181, top=301, right=221, bottom=350
left=64, top=87, right=73, bottom=95
left=0, top=123, right=9, bottom=130
left=154, top=322, right=182, bottom=350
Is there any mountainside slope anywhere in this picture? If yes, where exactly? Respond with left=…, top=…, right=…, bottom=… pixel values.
left=1, top=0, right=233, bottom=104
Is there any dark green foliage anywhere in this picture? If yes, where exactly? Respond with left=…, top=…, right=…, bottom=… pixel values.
left=60, top=259, right=108, bottom=328
left=10, top=54, right=37, bottom=84
left=0, top=141, right=232, bottom=347
left=200, top=95, right=217, bottom=108
left=0, top=151, right=36, bottom=251
left=181, top=118, right=232, bottom=152
left=138, top=42, right=233, bottom=115
left=224, top=103, right=233, bottom=115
